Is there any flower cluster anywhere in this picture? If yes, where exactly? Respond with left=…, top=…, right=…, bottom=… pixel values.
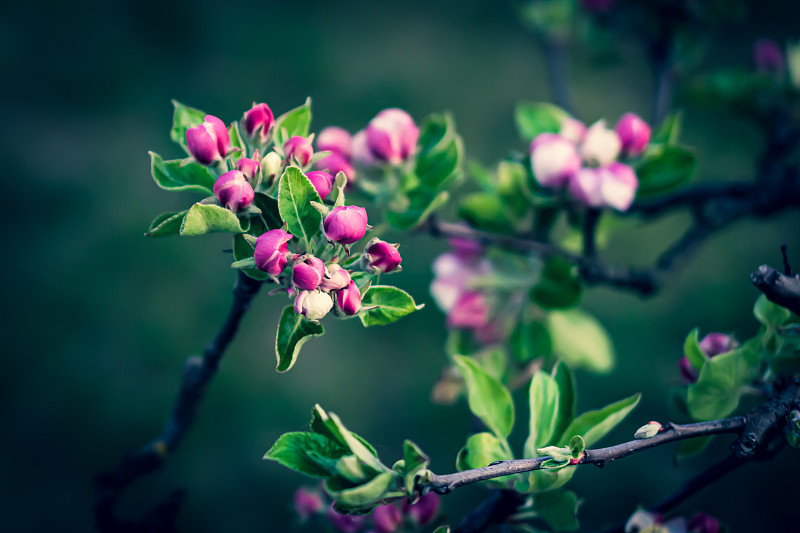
left=293, top=486, right=440, bottom=533
left=530, top=113, right=651, bottom=211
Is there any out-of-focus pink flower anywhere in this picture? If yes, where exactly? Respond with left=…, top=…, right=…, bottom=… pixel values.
left=561, top=117, right=587, bottom=144
left=365, top=108, right=419, bottom=165
left=327, top=505, right=364, bottom=533
left=616, top=113, right=651, bottom=157
left=753, top=38, right=785, bottom=73
left=580, top=120, right=621, bottom=165
left=568, top=163, right=638, bottom=211
left=699, top=333, right=736, bottom=357
left=317, top=126, right=352, bottom=159
left=293, top=487, right=324, bottom=520
left=372, top=504, right=402, bottom=533
left=352, top=129, right=377, bottom=166
left=402, top=492, right=440, bottom=526
left=530, top=133, right=582, bottom=188
left=688, top=512, right=719, bottom=533
left=447, top=291, right=490, bottom=329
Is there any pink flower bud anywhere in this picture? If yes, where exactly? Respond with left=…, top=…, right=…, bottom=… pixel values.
left=243, top=103, right=275, bottom=142
left=237, top=157, right=262, bottom=182
left=601, top=162, right=638, bottom=211
left=292, top=255, right=326, bottom=290
left=254, top=229, right=294, bottom=276
left=560, top=117, right=587, bottom=144
left=327, top=505, right=364, bottom=533
left=688, top=512, right=719, bottom=533
left=305, top=170, right=334, bottom=199
left=316, top=126, right=352, bottom=159
left=213, top=170, right=254, bottom=212
left=580, top=120, right=621, bottom=165
left=364, top=238, right=402, bottom=273
left=403, top=492, right=440, bottom=526
left=698, top=333, right=736, bottom=357
left=324, top=205, right=369, bottom=244
left=295, top=289, right=334, bottom=321
left=352, top=130, right=378, bottom=166
left=679, top=356, right=698, bottom=384
left=568, top=167, right=604, bottom=207
left=365, top=108, right=419, bottom=165
left=753, top=38, right=785, bottom=73
left=284, top=135, right=314, bottom=167
left=336, top=281, right=362, bottom=316
left=293, top=487, right=325, bottom=520
left=615, top=113, right=651, bottom=157
left=530, top=133, right=581, bottom=188
left=186, top=115, right=230, bottom=165
left=372, top=504, right=402, bottom=533
left=315, top=152, right=356, bottom=184
left=320, top=263, right=351, bottom=291
left=447, top=291, right=489, bottom=329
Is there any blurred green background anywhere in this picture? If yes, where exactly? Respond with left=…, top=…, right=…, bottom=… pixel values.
left=4, top=0, right=800, bottom=531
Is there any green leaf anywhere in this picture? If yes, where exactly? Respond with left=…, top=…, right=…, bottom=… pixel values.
left=515, top=102, right=568, bottom=142
left=385, top=190, right=450, bottom=230
left=275, top=306, right=324, bottom=372
left=551, top=362, right=576, bottom=444
left=146, top=210, right=187, bottom=237
left=456, top=432, right=509, bottom=487
left=264, top=431, right=347, bottom=478
left=568, top=435, right=585, bottom=459
left=458, top=192, right=515, bottom=234
left=277, top=166, right=322, bottom=248
left=557, top=393, right=641, bottom=448
left=309, top=405, right=385, bottom=472
left=329, top=471, right=399, bottom=509
left=535, top=490, right=580, bottom=532
left=651, top=111, right=682, bottom=145
left=180, top=203, right=247, bottom=236
left=253, top=192, right=283, bottom=230
left=754, top=294, right=790, bottom=330
left=676, top=435, right=713, bottom=461
left=415, top=114, right=463, bottom=191
left=683, top=328, right=707, bottom=370
left=511, top=320, right=552, bottom=364
left=274, top=97, right=312, bottom=147
left=358, top=286, right=424, bottom=327
left=530, top=256, right=582, bottom=310
left=233, top=234, right=269, bottom=280
left=536, top=445, right=572, bottom=463
left=170, top=100, right=207, bottom=151
left=635, top=146, right=697, bottom=195
left=453, top=355, right=515, bottom=439
left=228, top=121, right=245, bottom=162
left=432, top=527, right=451, bottom=533
left=687, top=344, right=760, bottom=420
left=524, top=371, right=561, bottom=457
left=400, top=440, right=430, bottom=494
left=150, top=152, right=216, bottom=194
left=547, top=309, right=615, bottom=373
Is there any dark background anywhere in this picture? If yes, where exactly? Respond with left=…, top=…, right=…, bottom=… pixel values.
left=3, top=0, right=800, bottom=531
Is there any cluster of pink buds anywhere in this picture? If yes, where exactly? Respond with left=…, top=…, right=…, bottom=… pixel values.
left=530, top=113, right=651, bottom=211
left=293, top=486, right=440, bottom=533
left=679, top=332, right=737, bottom=383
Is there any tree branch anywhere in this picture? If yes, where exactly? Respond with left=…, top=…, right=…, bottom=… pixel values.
left=94, top=271, right=263, bottom=532
left=543, top=36, right=574, bottom=115
left=751, top=263, right=800, bottom=317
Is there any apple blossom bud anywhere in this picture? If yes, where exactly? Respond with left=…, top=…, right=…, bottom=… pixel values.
left=213, top=170, right=254, bottom=212
left=679, top=356, right=698, bottom=383
left=447, top=291, right=489, bottom=329
left=336, top=281, right=362, bottom=316
left=306, top=170, right=334, bottom=199
left=293, top=487, right=324, bottom=520
left=580, top=119, right=621, bottom=165
left=601, top=162, right=638, bottom=211
left=634, top=421, right=662, bottom=439
left=315, top=152, right=356, bottom=184
left=560, top=117, right=587, bottom=144
left=320, top=263, right=351, bottom=291
left=316, top=126, right=352, bottom=159
left=699, top=332, right=736, bottom=357
left=372, top=504, right=402, bottom=533
left=254, top=229, right=294, bottom=276
left=237, top=157, right=261, bottom=182
left=403, top=492, right=440, bottom=526
left=292, top=255, right=326, bottom=290
left=243, top=103, right=275, bottom=143
left=530, top=133, right=582, bottom=188
left=615, top=113, right=651, bottom=157
left=261, top=151, right=283, bottom=182
left=295, top=289, right=334, bottom=321
left=364, top=238, right=402, bottom=273
left=326, top=505, right=364, bottom=533
left=284, top=135, right=314, bottom=167
left=365, top=108, right=419, bottom=165
left=753, top=38, right=785, bottom=73
left=688, top=512, right=719, bottom=533
left=352, top=129, right=378, bottom=166
left=324, top=205, right=369, bottom=244
left=186, top=115, right=230, bottom=165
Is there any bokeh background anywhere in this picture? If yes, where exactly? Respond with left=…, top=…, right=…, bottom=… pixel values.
left=3, top=0, right=800, bottom=531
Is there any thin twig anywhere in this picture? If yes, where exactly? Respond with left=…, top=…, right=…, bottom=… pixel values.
left=543, top=36, right=573, bottom=115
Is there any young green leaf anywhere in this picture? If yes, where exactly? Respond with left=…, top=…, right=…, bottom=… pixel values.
left=547, top=309, right=615, bottom=373
left=328, top=471, right=400, bottom=509
left=264, top=431, right=347, bottom=478
left=754, top=294, right=790, bottom=331
left=557, top=393, right=641, bottom=448
left=530, top=256, right=582, bottom=310
left=514, top=102, right=569, bottom=142
left=536, top=445, right=572, bottom=463
left=687, top=344, right=760, bottom=420
left=253, top=192, right=283, bottom=230
left=453, top=355, right=515, bottom=439
left=683, top=328, right=707, bottom=370
left=635, top=146, right=696, bottom=195
left=534, top=490, right=581, bottom=532
left=651, top=110, right=682, bottom=145
left=232, top=234, right=269, bottom=280
left=568, top=435, right=585, bottom=459
left=275, top=306, right=324, bottom=372
left=150, top=152, right=216, bottom=194
left=146, top=210, right=187, bottom=237
left=510, top=320, right=552, bottom=364
left=170, top=100, right=207, bottom=151
left=524, top=371, right=561, bottom=458
left=456, top=432, right=509, bottom=487
left=277, top=166, right=322, bottom=249
left=180, top=203, right=247, bottom=236
left=551, top=362, right=576, bottom=444
left=274, top=97, right=312, bottom=147
left=358, top=286, right=424, bottom=327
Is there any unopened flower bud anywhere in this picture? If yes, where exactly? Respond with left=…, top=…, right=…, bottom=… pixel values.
left=261, top=151, right=283, bottom=182
left=316, top=126, right=352, bottom=159
left=292, top=255, right=326, bottom=290
left=315, top=152, right=356, bottom=184
left=213, top=170, right=254, bottom=212
left=698, top=333, right=736, bottom=358
left=305, top=170, right=334, bottom=200
left=254, top=229, right=294, bottom=276
left=560, top=117, right=587, bottom=144
left=530, top=133, right=581, bottom=188
left=753, top=38, right=785, bottom=73
left=284, top=135, right=314, bottom=167
left=324, top=205, right=369, bottom=244
left=186, top=115, right=230, bottom=165
left=403, top=492, right=440, bottom=526
left=336, top=281, right=362, bottom=316
left=679, top=356, right=698, bottom=384
left=326, top=505, right=364, bottom=533
left=352, top=129, right=377, bottom=166
left=320, top=263, right=351, bottom=291
left=580, top=119, right=621, bottom=165
left=365, top=108, right=419, bottom=165
left=447, top=291, right=489, bottom=329
left=293, top=487, right=324, bottom=520
left=364, top=238, right=402, bottom=273
left=688, top=512, right=719, bottom=533
left=615, top=113, right=651, bottom=157
left=237, top=157, right=262, bottom=182
left=243, top=103, right=275, bottom=143
left=295, top=289, right=334, bottom=321
left=634, top=421, right=662, bottom=439
left=372, top=504, right=402, bottom=533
